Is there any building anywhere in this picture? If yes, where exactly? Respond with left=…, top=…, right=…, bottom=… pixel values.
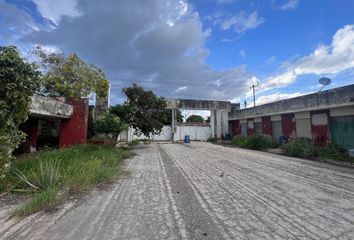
left=18, top=94, right=89, bottom=153
left=229, top=84, right=354, bottom=149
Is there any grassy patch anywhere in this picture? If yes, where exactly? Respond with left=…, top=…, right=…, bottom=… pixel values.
left=232, top=135, right=279, bottom=150
left=127, top=139, right=140, bottom=147
left=1, top=144, right=131, bottom=216
left=282, top=138, right=354, bottom=162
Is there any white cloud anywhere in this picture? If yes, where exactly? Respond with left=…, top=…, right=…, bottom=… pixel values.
left=240, top=49, right=246, bottom=58
left=220, top=11, right=265, bottom=33
left=262, top=25, right=354, bottom=91
left=280, top=0, right=299, bottom=10
left=221, top=38, right=236, bottom=43
left=32, top=0, right=81, bottom=24
left=23, top=0, right=251, bottom=103
left=267, top=56, right=276, bottom=65
left=176, top=86, right=188, bottom=92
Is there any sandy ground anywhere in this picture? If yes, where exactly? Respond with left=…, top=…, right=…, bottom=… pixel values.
left=1, top=142, right=354, bottom=240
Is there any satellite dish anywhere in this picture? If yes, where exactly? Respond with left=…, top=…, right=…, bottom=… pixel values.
left=318, top=77, right=331, bottom=91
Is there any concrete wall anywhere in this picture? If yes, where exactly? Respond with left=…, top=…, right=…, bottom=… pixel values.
left=229, top=84, right=354, bottom=120
left=30, top=94, right=73, bottom=119
left=59, top=98, right=88, bottom=148
left=120, top=125, right=212, bottom=142
left=167, top=99, right=232, bottom=111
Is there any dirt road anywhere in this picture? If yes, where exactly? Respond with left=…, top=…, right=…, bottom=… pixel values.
left=2, top=142, right=354, bottom=239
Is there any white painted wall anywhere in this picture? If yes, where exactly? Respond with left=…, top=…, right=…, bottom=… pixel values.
left=118, top=125, right=211, bottom=142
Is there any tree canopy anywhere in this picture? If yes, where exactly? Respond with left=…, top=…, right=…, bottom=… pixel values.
left=112, top=84, right=167, bottom=137
left=94, top=113, right=126, bottom=140
left=36, top=47, right=109, bottom=99
left=162, top=109, right=184, bottom=125
left=0, top=46, right=41, bottom=178
left=186, top=114, right=204, bottom=123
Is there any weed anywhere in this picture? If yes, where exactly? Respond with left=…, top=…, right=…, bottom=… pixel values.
left=15, top=187, right=62, bottom=217
left=4, top=144, right=131, bottom=216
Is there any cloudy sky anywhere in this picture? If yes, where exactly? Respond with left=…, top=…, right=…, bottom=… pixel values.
left=1, top=0, right=354, bottom=107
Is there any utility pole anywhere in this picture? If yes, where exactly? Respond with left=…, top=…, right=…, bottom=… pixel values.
left=249, top=82, right=259, bottom=107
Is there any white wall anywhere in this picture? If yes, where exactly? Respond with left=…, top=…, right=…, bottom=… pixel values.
left=119, top=125, right=211, bottom=142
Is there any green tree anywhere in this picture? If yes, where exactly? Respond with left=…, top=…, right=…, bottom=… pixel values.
left=94, top=114, right=126, bottom=140
left=109, top=104, right=135, bottom=126
left=161, top=109, right=184, bottom=125
left=186, top=114, right=204, bottom=123
left=0, top=46, right=41, bottom=178
left=116, top=84, right=167, bottom=137
left=36, top=47, right=109, bottom=99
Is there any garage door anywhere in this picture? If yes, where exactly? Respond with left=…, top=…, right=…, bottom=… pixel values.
left=330, top=116, right=354, bottom=149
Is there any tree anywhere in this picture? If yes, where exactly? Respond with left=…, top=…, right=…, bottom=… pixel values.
left=94, top=114, right=126, bottom=140
left=109, top=104, right=135, bottom=126
left=0, top=46, right=41, bottom=178
left=186, top=114, right=204, bottom=123
left=36, top=47, right=109, bottom=99
left=115, top=84, right=167, bottom=137
left=161, top=109, right=183, bottom=125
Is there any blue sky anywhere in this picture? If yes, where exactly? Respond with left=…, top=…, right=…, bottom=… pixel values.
left=1, top=0, right=354, bottom=109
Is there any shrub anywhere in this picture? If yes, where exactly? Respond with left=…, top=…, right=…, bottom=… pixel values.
left=232, top=135, right=246, bottom=146
left=30, top=159, right=61, bottom=190
left=232, top=135, right=279, bottom=150
left=282, top=138, right=318, bottom=159
left=207, top=137, right=218, bottom=143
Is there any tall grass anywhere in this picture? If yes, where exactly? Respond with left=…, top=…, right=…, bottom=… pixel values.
left=1, top=145, right=131, bottom=216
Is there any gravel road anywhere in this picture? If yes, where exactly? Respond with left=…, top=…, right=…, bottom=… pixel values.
left=2, top=142, right=354, bottom=239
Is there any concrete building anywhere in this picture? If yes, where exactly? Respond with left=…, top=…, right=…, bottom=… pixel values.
left=18, top=94, right=89, bottom=153
left=229, top=84, right=354, bottom=149
left=166, top=99, right=234, bottom=139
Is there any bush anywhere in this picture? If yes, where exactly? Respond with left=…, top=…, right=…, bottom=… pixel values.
left=5, top=145, right=131, bottom=216
left=318, top=143, right=351, bottom=161
left=207, top=137, right=218, bottom=143
left=232, top=135, right=246, bottom=146
left=232, top=135, right=279, bottom=150
left=282, top=138, right=318, bottom=159
left=30, top=159, right=61, bottom=190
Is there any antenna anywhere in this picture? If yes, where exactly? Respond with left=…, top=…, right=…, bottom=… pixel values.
left=249, top=82, right=259, bottom=107
left=318, top=77, right=331, bottom=92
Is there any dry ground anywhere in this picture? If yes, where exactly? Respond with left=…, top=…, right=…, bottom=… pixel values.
left=1, top=142, right=354, bottom=239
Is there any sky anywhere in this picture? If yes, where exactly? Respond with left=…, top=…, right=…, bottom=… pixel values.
left=1, top=0, right=354, bottom=111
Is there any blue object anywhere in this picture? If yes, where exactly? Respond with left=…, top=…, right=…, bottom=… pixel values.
left=225, top=133, right=232, bottom=140
left=184, top=135, right=190, bottom=143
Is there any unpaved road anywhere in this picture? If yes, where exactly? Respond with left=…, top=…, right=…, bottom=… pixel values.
left=2, top=142, right=354, bottom=239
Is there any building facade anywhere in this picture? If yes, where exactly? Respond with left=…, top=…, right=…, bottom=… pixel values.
left=229, top=84, right=354, bottom=149
left=18, top=94, right=89, bottom=153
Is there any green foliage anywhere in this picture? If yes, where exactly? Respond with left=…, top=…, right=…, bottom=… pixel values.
left=115, top=84, right=167, bottom=137
left=35, top=47, right=109, bottom=99
left=15, top=187, right=62, bottom=217
left=161, top=109, right=184, bottom=125
left=207, top=137, right=218, bottom=143
left=282, top=138, right=318, bottom=159
left=30, top=159, right=61, bottom=190
left=318, top=143, right=352, bottom=161
left=186, top=114, right=204, bottom=123
left=109, top=104, right=135, bottom=125
left=232, top=135, right=279, bottom=150
left=232, top=135, right=247, bottom=147
left=127, top=140, right=140, bottom=147
left=2, top=145, right=131, bottom=216
left=0, top=46, right=41, bottom=178
left=94, top=114, right=126, bottom=140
